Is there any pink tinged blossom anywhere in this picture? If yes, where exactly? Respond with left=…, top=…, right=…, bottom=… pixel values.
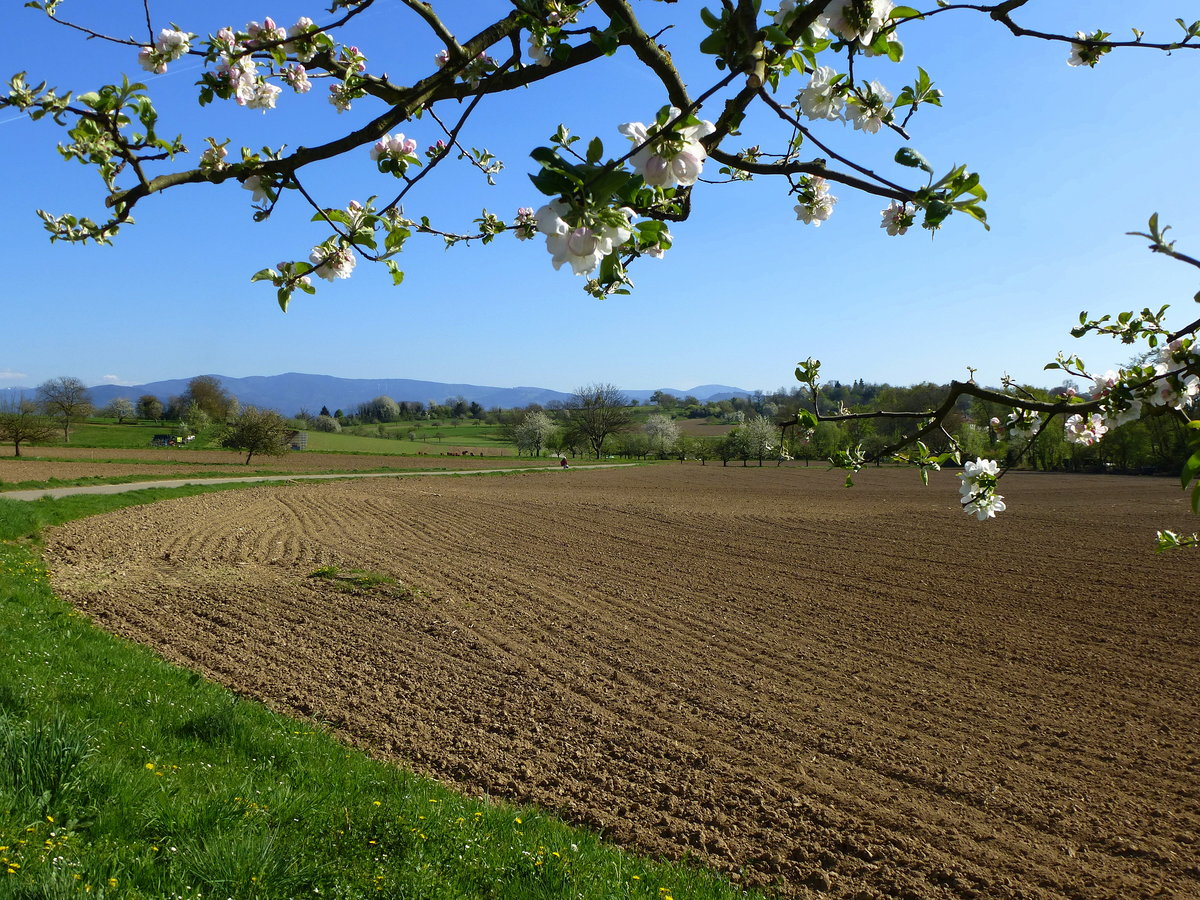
left=618, top=108, right=715, bottom=190
left=514, top=207, right=537, bottom=240
left=138, top=48, right=167, bottom=74
left=1092, top=370, right=1118, bottom=397
left=535, top=201, right=632, bottom=276
left=1064, top=413, right=1107, bottom=445
left=434, top=49, right=450, bottom=67
left=282, top=64, right=311, bottom=93
left=245, top=81, right=281, bottom=111
left=880, top=201, right=913, bottom=235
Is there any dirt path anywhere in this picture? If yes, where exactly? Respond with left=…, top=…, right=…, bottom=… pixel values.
left=42, top=466, right=1200, bottom=898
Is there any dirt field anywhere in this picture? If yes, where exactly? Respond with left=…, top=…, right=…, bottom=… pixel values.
left=43, top=466, right=1199, bottom=898
left=0, top=447, right=553, bottom=485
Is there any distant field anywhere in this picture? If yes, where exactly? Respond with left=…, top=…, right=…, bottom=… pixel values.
left=306, top=426, right=513, bottom=456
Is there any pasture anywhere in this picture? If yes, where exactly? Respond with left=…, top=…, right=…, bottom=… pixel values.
left=39, top=464, right=1199, bottom=898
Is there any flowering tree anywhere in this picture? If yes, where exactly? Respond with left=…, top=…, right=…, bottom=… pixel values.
left=644, top=413, right=680, bottom=457
left=514, top=409, right=556, bottom=456
left=4, top=0, right=1199, bottom=540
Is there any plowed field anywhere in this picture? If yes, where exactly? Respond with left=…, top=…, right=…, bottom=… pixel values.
left=0, top=447, right=555, bottom=485
left=44, top=466, right=1199, bottom=898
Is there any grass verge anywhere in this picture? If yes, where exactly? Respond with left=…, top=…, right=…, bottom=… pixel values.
left=0, top=490, right=761, bottom=900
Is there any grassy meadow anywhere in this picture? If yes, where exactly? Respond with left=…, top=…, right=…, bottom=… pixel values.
left=0, top=489, right=760, bottom=899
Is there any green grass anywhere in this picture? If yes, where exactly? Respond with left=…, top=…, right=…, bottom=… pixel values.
left=0, top=491, right=763, bottom=900
left=305, top=428, right=515, bottom=455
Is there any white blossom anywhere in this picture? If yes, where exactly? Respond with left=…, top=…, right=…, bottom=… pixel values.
left=796, top=66, right=844, bottom=121
left=845, top=80, right=893, bottom=133
left=794, top=176, right=837, bottom=226
left=535, top=200, right=632, bottom=276
left=309, top=245, right=356, bottom=281
left=242, top=174, right=270, bottom=203
left=824, top=0, right=895, bottom=47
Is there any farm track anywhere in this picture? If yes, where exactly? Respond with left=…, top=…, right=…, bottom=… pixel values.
left=43, top=465, right=1200, bottom=898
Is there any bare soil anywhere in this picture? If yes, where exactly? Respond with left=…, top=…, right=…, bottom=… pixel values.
left=43, top=466, right=1200, bottom=898
left=0, top=448, right=553, bottom=485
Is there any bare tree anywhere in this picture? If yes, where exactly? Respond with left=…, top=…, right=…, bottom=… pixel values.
left=0, top=397, right=56, bottom=457
left=567, top=383, right=633, bottom=458
left=37, top=376, right=94, bottom=442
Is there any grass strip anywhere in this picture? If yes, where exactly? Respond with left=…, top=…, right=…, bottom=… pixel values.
left=0, top=492, right=761, bottom=899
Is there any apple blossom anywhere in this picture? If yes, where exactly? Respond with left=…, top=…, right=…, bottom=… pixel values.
left=1064, top=412, right=1107, bottom=445
left=796, top=67, right=844, bottom=121
left=824, top=0, right=895, bottom=47
left=434, top=48, right=449, bottom=67
left=513, top=207, right=537, bottom=241
left=138, top=28, right=190, bottom=74
left=618, top=107, right=716, bottom=190
left=528, top=32, right=551, bottom=67
left=281, top=64, right=311, bottom=93
left=959, top=457, right=1006, bottom=521
left=794, top=176, right=837, bottom=226
left=535, top=200, right=632, bottom=276
left=845, top=80, right=893, bottom=133
left=284, top=17, right=318, bottom=61
left=880, top=201, right=914, bottom=235
left=242, top=174, right=270, bottom=203
left=310, top=244, right=356, bottom=281
left=328, top=82, right=354, bottom=112
left=244, top=80, right=281, bottom=111
left=199, top=143, right=228, bottom=175
left=245, top=18, right=286, bottom=47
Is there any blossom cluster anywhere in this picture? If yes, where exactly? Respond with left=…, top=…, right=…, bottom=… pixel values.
left=774, top=0, right=897, bottom=48
left=534, top=200, right=632, bottom=276
left=959, top=457, right=1006, bottom=521
left=794, top=176, right=836, bottom=226
left=796, top=68, right=894, bottom=133
left=618, top=107, right=716, bottom=190
left=138, top=28, right=191, bottom=75
left=880, top=201, right=914, bottom=235
left=370, top=132, right=419, bottom=177
left=191, top=17, right=323, bottom=111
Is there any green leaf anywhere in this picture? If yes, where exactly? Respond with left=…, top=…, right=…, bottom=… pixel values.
left=894, top=146, right=932, bottom=172
left=891, top=6, right=922, bottom=18
left=1181, top=450, right=1200, bottom=490
left=277, top=288, right=291, bottom=312
left=386, top=260, right=405, bottom=286
left=250, top=268, right=276, bottom=283
left=586, top=137, right=603, bottom=165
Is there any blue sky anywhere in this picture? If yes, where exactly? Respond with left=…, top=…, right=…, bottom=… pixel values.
left=2, top=1, right=1197, bottom=395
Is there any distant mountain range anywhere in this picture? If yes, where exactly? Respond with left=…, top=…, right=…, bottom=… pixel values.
left=1, top=373, right=751, bottom=414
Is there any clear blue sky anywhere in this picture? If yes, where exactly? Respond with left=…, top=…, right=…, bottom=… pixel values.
left=2, top=1, right=1197, bottom=395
